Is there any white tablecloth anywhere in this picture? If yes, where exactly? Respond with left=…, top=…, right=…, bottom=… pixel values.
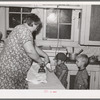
left=27, top=66, right=65, bottom=89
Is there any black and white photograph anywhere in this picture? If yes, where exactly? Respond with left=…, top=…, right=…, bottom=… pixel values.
left=0, top=1, right=100, bottom=98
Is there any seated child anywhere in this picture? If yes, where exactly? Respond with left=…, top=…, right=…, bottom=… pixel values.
left=54, top=52, right=68, bottom=88
left=74, top=54, right=89, bottom=89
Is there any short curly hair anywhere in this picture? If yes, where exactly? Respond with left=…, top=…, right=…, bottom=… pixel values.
left=76, top=54, right=89, bottom=67
left=54, top=52, right=67, bottom=62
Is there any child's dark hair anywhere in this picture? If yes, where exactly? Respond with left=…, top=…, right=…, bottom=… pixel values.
left=76, top=54, right=89, bottom=67
left=55, top=52, right=67, bottom=62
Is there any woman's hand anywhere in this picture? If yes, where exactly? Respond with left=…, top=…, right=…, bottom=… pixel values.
left=35, top=45, right=50, bottom=65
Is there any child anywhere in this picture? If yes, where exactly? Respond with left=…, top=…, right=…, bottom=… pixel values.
left=74, top=54, right=89, bottom=89
left=54, top=52, right=68, bottom=88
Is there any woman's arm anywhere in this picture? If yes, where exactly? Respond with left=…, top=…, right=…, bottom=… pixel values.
left=23, top=41, right=43, bottom=66
left=35, top=45, right=50, bottom=65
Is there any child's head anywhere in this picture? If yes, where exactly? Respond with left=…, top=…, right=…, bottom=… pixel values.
left=54, top=52, right=67, bottom=66
left=76, top=54, right=89, bottom=69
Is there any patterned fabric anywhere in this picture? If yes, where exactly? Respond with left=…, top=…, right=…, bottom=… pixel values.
left=0, top=24, right=33, bottom=89
left=55, top=63, right=68, bottom=88
left=0, top=42, right=4, bottom=53
left=74, top=69, right=88, bottom=89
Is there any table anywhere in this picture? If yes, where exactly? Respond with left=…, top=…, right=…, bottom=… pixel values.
left=27, top=66, right=65, bottom=89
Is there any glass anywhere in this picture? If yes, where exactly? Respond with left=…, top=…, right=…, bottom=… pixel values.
left=9, top=7, right=21, bottom=12
left=9, top=14, right=21, bottom=28
left=59, top=24, right=71, bottom=39
left=59, top=9, right=72, bottom=23
left=22, top=14, right=29, bottom=23
left=89, top=5, right=100, bottom=41
left=46, top=24, right=58, bottom=39
left=46, top=9, right=58, bottom=39
left=46, top=8, right=72, bottom=39
left=22, top=7, right=32, bottom=12
left=46, top=9, right=57, bottom=24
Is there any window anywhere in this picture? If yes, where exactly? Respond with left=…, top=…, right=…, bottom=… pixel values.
left=7, top=7, right=32, bottom=29
left=6, top=6, right=81, bottom=46
left=43, top=8, right=80, bottom=41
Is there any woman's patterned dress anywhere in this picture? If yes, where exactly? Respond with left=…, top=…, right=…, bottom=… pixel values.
left=0, top=24, right=33, bottom=89
left=0, top=41, right=4, bottom=53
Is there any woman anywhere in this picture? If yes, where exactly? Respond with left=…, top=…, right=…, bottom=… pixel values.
left=0, top=14, right=50, bottom=89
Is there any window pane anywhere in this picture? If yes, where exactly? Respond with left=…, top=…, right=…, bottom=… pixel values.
left=59, top=9, right=72, bottom=23
left=46, top=9, right=58, bottom=38
left=22, top=14, right=29, bottom=23
left=46, top=24, right=58, bottom=38
left=46, top=9, right=57, bottom=24
left=22, top=8, right=32, bottom=12
left=9, top=14, right=21, bottom=28
left=9, top=7, right=21, bottom=12
left=59, top=25, right=71, bottom=39
left=46, top=9, right=72, bottom=40
left=89, top=5, right=100, bottom=41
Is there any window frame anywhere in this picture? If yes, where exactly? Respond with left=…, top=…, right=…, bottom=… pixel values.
left=43, top=7, right=81, bottom=42
left=6, top=5, right=82, bottom=47
left=6, top=7, right=31, bottom=30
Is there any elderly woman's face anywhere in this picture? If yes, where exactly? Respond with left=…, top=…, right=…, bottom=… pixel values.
left=28, top=22, right=39, bottom=32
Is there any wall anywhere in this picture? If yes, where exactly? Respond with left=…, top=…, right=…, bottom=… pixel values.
left=0, top=7, right=6, bottom=39
left=71, top=46, right=100, bottom=57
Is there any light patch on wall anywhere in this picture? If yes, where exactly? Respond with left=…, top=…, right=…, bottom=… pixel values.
left=47, top=13, right=57, bottom=23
